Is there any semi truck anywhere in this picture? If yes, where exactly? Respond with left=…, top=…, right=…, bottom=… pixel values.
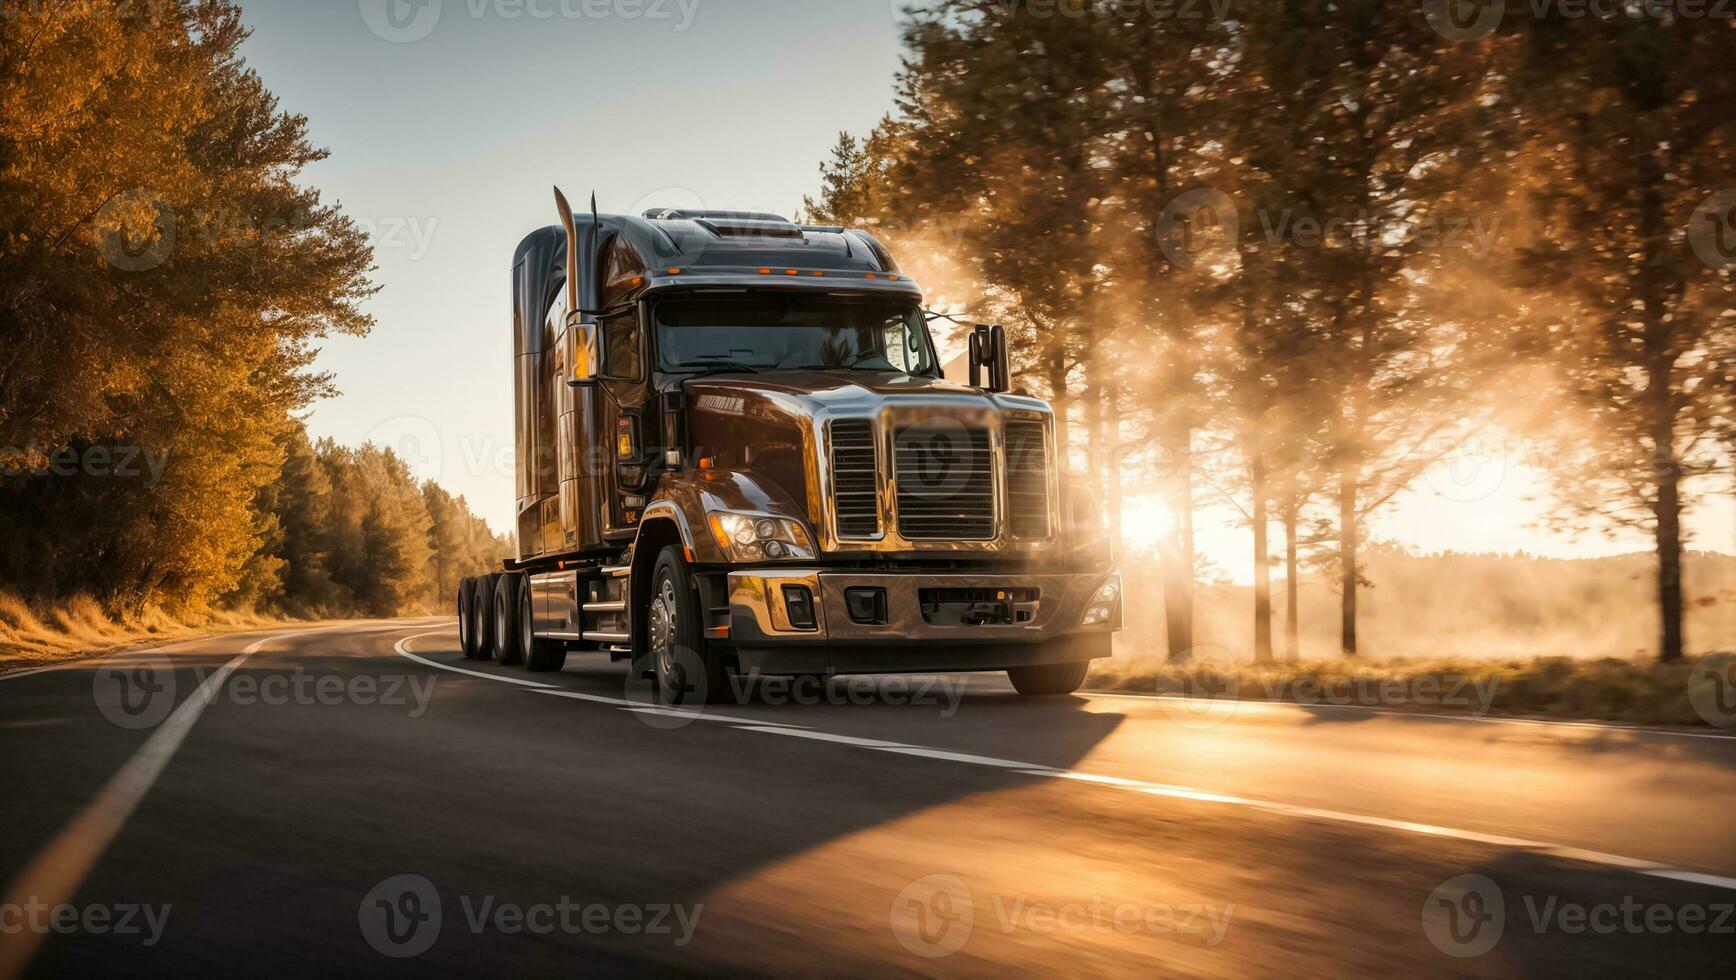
left=455, top=190, right=1122, bottom=703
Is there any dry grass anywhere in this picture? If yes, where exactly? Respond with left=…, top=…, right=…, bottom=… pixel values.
left=1090, top=654, right=1723, bottom=727
left=1094, top=548, right=1736, bottom=725
left=0, top=590, right=288, bottom=672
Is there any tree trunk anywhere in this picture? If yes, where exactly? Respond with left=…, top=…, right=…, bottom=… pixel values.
left=1161, top=422, right=1194, bottom=661
left=1105, top=383, right=1123, bottom=546
left=1651, top=396, right=1686, bottom=663
left=1339, top=464, right=1359, bottom=658
left=1655, top=466, right=1685, bottom=663
left=1044, top=338, right=1070, bottom=468
left=1251, top=452, right=1273, bottom=663
left=1085, top=379, right=1104, bottom=507
left=1283, top=497, right=1300, bottom=662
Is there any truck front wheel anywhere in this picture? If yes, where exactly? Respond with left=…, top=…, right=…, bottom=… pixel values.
left=648, top=546, right=727, bottom=706
left=1007, top=661, right=1090, bottom=697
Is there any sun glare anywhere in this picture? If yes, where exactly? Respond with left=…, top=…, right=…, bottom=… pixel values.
left=1120, top=496, right=1175, bottom=554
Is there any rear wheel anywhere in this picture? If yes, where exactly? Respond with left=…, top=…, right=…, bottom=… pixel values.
left=471, top=574, right=496, bottom=661
left=518, top=575, right=567, bottom=672
left=493, top=574, right=523, bottom=665
left=457, top=578, right=477, bottom=658
left=647, top=546, right=727, bottom=705
left=1007, top=661, right=1090, bottom=697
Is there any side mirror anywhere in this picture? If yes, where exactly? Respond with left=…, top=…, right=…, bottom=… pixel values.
left=968, top=324, right=1011, bottom=393
left=566, top=313, right=598, bottom=388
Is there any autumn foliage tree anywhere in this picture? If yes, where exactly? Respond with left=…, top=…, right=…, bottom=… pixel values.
left=0, top=1, right=498, bottom=617
left=1508, top=12, right=1736, bottom=663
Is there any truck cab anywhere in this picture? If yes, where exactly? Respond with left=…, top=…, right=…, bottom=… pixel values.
left=456, top=199, right=1121, bottom=703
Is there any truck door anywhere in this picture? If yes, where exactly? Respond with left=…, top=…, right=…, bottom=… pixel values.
left=597, top=307, right=649, bottom=537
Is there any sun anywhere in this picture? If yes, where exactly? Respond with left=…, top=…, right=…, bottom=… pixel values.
left=1119, top=495, right=1175, bottom=554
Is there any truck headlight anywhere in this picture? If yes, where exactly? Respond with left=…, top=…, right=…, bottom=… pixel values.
left=1081, top=574, right=1122, bottom=626
left=707, top=512, right=815, bottom=562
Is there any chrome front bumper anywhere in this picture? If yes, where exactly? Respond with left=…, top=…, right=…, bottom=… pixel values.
left=726, top=568, right=1120, bottom=675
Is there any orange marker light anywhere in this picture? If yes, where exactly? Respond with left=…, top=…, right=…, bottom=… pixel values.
left=866, top=273, right=877, bottom=279
left=631, top=276, right=643, bottom=287
left=785, top=269, right=799, bottom=276
left=698, top=456, right=716, bottom=470
left=668, top=267, right=682, bottom=274
left=759, top=268, right=772, bottom=275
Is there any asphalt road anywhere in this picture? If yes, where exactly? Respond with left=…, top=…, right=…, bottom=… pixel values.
left=2, top=620, right=1732, bottom=978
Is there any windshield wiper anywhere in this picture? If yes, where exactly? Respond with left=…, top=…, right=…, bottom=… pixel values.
left=678, top=359, right=763, bottom=377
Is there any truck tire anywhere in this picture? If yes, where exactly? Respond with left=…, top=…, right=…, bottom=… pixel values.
left=493, top=574, right=524, bottom=666
left=471, top=574, right=496, bottom=662
left=517, top=574, right=567, bottom=672
left=457, top=578, right=478, bottom=659
left=648, top=546, right=727, bottom=706
left=1007, top=661, right=1090, bottom=697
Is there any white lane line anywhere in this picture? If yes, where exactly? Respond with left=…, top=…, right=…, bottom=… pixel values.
left=392, top=631, right=809, bottom=728
left=0, top=629, right=304, bottom=980
left=389, top=630, right=1736, bottom=893
left=738, top=724, right=1736, bottom=892
left=393, top=641, right=559, bottom=689
left=0, top=663, right=76, bottom=682
left=0, top=621, right=442, bottom=683
left=1082, top=690, right=1736, bottom=741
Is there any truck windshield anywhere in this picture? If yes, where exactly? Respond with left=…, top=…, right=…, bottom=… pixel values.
left=655, top=297, right=937, bottom=377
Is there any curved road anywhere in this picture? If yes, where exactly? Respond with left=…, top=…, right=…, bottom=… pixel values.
left=2, top=621, right=1732, bottom=977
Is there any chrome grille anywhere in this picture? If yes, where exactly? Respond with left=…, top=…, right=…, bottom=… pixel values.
left=830, top=419, right=881, bottom=538
left=893, top=423, right=995, bottom=540
left=1005, top=420, right=1050, bottom=538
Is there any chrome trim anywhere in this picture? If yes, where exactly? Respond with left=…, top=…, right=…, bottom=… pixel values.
left=810, top=397, right=1059, bottom=555
left=729, top=569, right=825, bottom=635
left=827, top=417, right=885, bottom=541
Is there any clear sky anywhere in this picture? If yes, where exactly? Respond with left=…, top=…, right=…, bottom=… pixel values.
left=234, top=0, right=1731, bottom=581
left=235, top=0, right=907, bottom=526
